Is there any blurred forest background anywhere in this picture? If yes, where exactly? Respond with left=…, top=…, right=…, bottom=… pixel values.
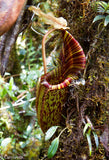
left=0, top=0, right=109, bottom=159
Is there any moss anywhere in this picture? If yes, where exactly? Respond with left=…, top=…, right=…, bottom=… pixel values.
left=40, top=0, right=109, bottom=159
left=7, top=45, right=22, bottom=86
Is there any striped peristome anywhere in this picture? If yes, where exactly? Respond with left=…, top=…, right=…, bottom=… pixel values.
left=36, top=29, right=86, bottom=133
left=42, top=76, right=73, bottom=90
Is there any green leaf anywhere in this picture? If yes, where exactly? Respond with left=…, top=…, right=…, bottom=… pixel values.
left=97, top=1, right=109, bottom=13
left=92, top=131, right=99, bottom=150
left=86, top=132, right=92, bottom=156
left=19, top=141, right=26, bottom=148
left=25, top=111, right=36, bottom=116
left=4, top=72, right=11, bottom=76
left=1, top=137, right=11, bottom=148
left=19, top=140, right=30, bottom=149
left=24, top=122, right=33, bottom=136
left=83, top=123, right=91, bottom=135
left=47, top=137, right=59, bottom=158
left=23, top=101, right=29, bottom=110
left=7, top=102, right=14, bottom=114
left=93, top=15, right=105, bottom=23
left=97, top=6, right=105, bottom=13
left=9, top=77, right=14, bottom=90
left=27, top=92, right=31, bottom=100
left=7, top=90, right=17, bottom=101
left=45, top=126, right=59, bottom=141
left=106, top=10, right=109, bottom=14
left=0, top=87, right=7, bottom=99
left=98, top=1, right=107, bottom=10
left=104, top=15, right=109, bottom=26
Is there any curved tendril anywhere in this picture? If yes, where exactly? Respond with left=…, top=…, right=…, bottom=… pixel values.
left=42, top=28, right=56, bottom=74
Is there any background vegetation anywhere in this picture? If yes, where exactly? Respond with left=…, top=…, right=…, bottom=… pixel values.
left=0, top=0, right=109, bottom=159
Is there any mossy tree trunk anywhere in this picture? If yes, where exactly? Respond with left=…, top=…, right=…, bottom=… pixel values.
left=45, top=0, right=109, bottom=159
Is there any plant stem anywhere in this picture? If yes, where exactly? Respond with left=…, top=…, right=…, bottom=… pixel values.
left=58, top=127, right=67, bottom=138
left=42, top=28, right=56, bottom=74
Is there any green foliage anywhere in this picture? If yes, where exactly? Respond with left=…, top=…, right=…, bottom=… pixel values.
left=45, top=126, right=67, bottom=158
left=47, top=137, right=59, bottom=158
left=97, top=1, right=109, bottom=14
left=45, top=126, right=59, bottom=141
left=45, top=126, right=60, bottom=158
left=83, top=123, right=91, bottom=135
left=0, top=76, right=17, bottom=104
left=0, top=30, right=43, bottom=158
left=83, top=123, right=99, bottom=156
left=93, top=1, right=109, bottom=26
left=17, top=35, right=43, bottom=71
left=1, top=137, right=12, bottom=155
left=0, top=74, right=41, bottom=158
left=92, top=131, right=99, bottom=150
left=86, top=130, right=92, bottom=156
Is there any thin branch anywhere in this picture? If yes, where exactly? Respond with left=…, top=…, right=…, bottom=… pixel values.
left=0, top=97, right=36, bottom=111
left=15, top=95, right=27, bottom=103
left=31, top=26, right=44, bottom=36
left=4, top=74, right=20, bottom=81
left=17, top=88, right=35, bottom=99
